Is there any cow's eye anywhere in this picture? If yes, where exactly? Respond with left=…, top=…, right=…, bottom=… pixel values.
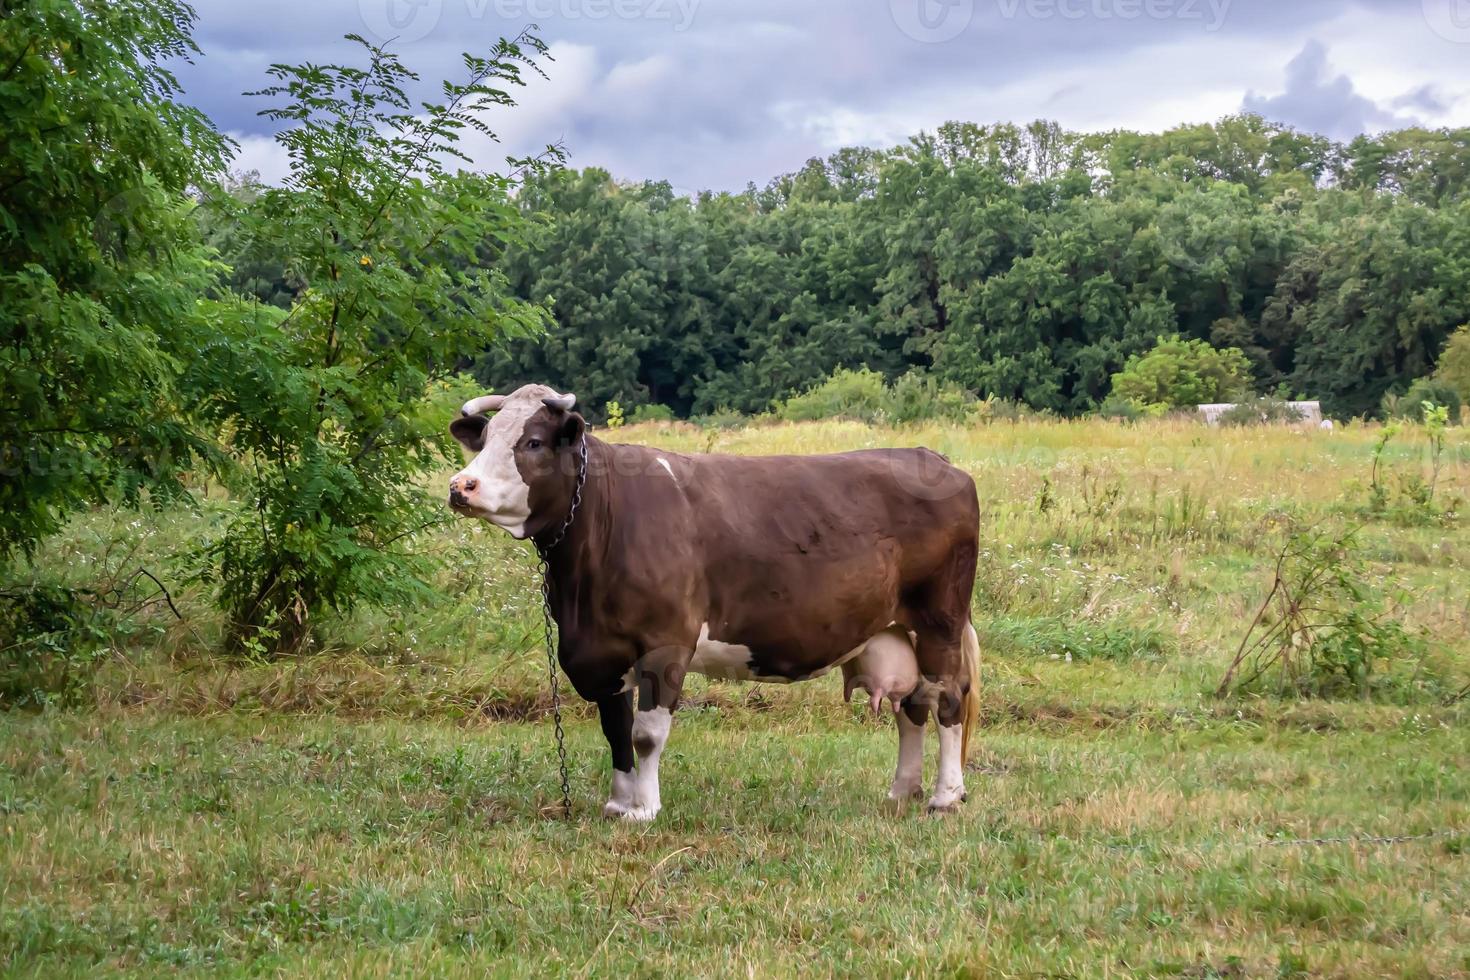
left=526, top=438, right=543, bottom=450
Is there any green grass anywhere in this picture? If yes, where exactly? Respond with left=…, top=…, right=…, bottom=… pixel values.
left=3, top=416, right=1469, bottom=975
left=3, top=709, right=1466, bottom=976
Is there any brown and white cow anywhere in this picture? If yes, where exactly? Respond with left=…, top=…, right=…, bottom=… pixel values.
left=447, top=384, right=981, bottom=822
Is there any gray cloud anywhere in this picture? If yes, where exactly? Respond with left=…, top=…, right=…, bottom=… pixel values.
left=1393, top=84, right=1452, bottom=116
left=1242, top=40, right=1416, bottom=141
left=173, top=0, right=1470, bottom=190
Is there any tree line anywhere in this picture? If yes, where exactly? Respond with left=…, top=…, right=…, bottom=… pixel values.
left=218, top=116, right=1470, bottom=421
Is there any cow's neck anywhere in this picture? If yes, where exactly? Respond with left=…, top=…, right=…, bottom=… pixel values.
left=536, top=437, right=614, bottom=625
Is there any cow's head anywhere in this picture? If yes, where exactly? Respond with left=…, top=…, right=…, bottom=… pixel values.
left=447, top=384, right=585, bottom=539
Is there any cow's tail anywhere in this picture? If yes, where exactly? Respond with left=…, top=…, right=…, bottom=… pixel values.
left=961, top=620, right=981, bottom=763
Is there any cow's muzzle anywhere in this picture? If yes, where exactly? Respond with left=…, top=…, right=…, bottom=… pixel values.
left=447, top=476, right=478, bottom=513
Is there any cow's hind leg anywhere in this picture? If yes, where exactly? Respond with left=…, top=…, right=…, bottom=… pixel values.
left=596, top=691, right=636, bottom=818
left=910, top=622, right=970, bottom=813
left=626, top=644, right=689, bottom=823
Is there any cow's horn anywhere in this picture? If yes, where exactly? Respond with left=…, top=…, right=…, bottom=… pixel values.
left=542, top=393, right=577, bottom=412
left=461, top=394, right=506, bottom=417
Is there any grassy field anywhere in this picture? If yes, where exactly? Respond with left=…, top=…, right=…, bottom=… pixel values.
left=3, top=417, right=1469, bottom=976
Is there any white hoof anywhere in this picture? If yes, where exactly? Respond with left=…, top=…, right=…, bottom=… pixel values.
left=602, top=800, right=630, bottom=819
left=887, top=784, right=924, bottom=802
left=619, top=805, right=659, bottom=823
left=926, top=789, right=967, bottom=814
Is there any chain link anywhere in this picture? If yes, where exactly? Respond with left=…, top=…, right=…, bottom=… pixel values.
left=533, top=436, right=588, bottom=819
left=1091, top=829, right=1459, bottom=853
left=1257, top=830, right=1456, bottom=848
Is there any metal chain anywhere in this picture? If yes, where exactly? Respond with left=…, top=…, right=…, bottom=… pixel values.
left=537, top=560, right=572, bottom=818
left=1257, top=830, right=1457, bottom=848
left=533, top=436, right=588, bottom=819
left=1090, top=829, right=1460, bottom=853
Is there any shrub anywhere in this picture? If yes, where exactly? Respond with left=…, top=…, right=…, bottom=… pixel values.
left=1433, top=324, right=1470, bottom=411
left=1109, top=335, right=1252, bottom=413
left=888, top=371, right=976, bottom=425
left=692, top=408, right=747, bottom=430
left=190, top=34, right=557, bottom=656
left=777, top=368, right=889, bottom=424
left=1097, top=395, right=1145, bottom=422
left=1365, top=414, right=1461, bottom=525
left=629, top=403, right=676, bottom=424
left=0, top=561, right=183, bottom=707
left=1390, top=378, right=1461, bottom=424
left=0, top=586, right=116, bottom=707
left=604, top=401, right=625, bottom=429
left=971, top=398, right=1032, bottom=424
left=1217, top=524, right=1433, bottom=701
left=424, top=375, right=489, bottom=423
left=778, top=368, right=977, bottom=425
left=1218, top=397, right=1304, bottom=427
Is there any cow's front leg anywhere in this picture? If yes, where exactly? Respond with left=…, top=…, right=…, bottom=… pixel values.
left=626, top=644, right=689, bottom=823
left=596, top=691, right=636, bottom=818
left=889, top=705, right=926, bottom=801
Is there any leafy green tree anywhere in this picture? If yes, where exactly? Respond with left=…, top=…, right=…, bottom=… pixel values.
left=1342, top=127, right=1470, bottom=206
left=0, top=0, right=229, bottom=556
left=456, top=115, right=1467, bottom=424
left=480, top=171, right=732, bottom=418
left=1150, top=181, right=1303, bottom=347
left=1264, top=198, right=1470, bottom=417
left=871, top=149, right=1029, bottom=369
left=489, top=170, right=660, bottom=414
left=192, top=34, right=555, bottom=654
left=1092, top=114, right=1336, bottom=196
left=1110, top=335, right=1252, bottom=412
left=934, top=189, right=1174, bottom=412
left=198, top=172, right=298, bottom=308
left=1434, top=324, right=1470, bottom=409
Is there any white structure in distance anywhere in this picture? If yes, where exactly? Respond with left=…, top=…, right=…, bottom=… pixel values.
left=1196, top=401, right=1325, bottom=426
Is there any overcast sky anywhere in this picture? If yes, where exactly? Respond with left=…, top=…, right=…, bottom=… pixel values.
left=176, top=0, right=1470, bottom=191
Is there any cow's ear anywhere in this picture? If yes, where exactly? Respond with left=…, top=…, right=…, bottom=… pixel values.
left=450, top=415, right=489, bottom=452
left=558, top=411, right=585, bottom=448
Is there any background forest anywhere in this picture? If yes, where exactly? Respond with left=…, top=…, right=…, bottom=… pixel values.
left=220, top=115, right=1470, bottom=421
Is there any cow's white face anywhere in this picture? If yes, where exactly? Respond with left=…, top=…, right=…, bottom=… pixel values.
left=447, top=384, right=581, bottom=539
